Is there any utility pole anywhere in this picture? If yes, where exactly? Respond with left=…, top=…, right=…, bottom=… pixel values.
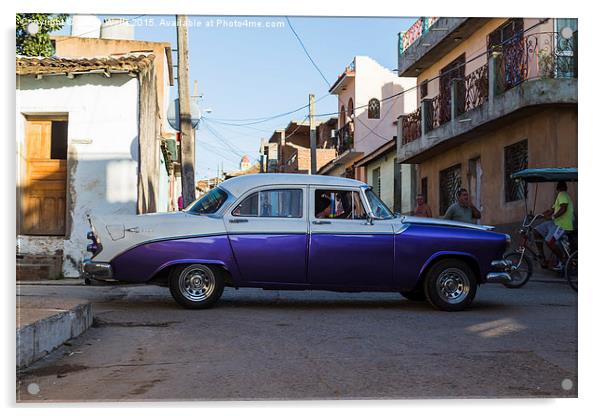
left=176, top=15, right=195, bottom=206
left=309, top=93, right=317, bottom=174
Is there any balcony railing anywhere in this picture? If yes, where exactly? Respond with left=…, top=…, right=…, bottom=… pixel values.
left=400, top=31, right=576, bottom=148
left=458, top=63, right=489, bottom=114
left=495, top=31, right=577, bottom=94
left=336, top=122, right=354, bottom=155
left=401, top=108, right=421, bottom=144
left=399, top=17, right=440, bottom=55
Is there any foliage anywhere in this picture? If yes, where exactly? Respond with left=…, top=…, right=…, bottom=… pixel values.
left=16, top=14, right=68, bottom=57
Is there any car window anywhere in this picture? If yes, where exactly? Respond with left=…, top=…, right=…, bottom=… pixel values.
left=186, top=187, right=228, bottom=215
left=233, top=189, right=303, bottom=218
left=314, top=189, right=367, bottom=220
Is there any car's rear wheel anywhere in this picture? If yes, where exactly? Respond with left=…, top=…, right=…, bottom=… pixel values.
left=423, top=259, right=477, bottom=311
left=168, top=264, right=224, bottom=309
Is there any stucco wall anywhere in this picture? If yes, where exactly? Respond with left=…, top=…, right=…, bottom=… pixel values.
left=16, top=73, right=140, bottom=276
left=417, top=107, right=577, bottom=226
left=336, top=56, right=417, bottom=156
left=417, top=18, right=555, bottom=101
left=52, top=36, right=173, bottom=135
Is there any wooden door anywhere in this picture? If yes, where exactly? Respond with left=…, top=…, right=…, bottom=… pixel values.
left=21, top=119, right=67, bottom=235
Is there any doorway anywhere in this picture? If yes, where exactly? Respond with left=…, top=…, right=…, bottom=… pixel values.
left=21, top=116, right=68, bottom=235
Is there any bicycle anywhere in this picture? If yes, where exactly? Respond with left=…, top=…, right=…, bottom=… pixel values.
left=504, top=213, right=577, bottom=291
left=502, top=214, right=544, bottom=288
left=565, top=249, right=577, bottom=292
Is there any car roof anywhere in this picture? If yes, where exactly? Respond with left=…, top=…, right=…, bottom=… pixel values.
left=219, top=174, right=366, bottom=197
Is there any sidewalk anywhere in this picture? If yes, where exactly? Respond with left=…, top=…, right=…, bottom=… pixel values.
left=16, top=295, right=93, bottom=369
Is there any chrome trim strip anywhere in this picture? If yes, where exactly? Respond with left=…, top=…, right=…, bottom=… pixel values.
left=401, top=215, right=495, bottom=231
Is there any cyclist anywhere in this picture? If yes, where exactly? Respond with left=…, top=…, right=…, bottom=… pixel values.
left=534, top=181, right=574, bottom=271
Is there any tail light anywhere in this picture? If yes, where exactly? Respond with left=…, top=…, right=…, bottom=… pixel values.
left=86, top=228, right=102, bottom=256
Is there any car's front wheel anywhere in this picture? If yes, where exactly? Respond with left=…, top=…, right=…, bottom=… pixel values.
left=423, top=259, right=477, bottom=311
left=168, top=264, right=224, bottom=309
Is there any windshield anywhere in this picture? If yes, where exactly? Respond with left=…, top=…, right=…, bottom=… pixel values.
left=364, top=188, right=394, bottom=219
left=186, top=187, right=229, bottom=215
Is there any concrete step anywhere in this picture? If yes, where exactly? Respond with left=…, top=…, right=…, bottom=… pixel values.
left=16, top=297, right=93, bottom=369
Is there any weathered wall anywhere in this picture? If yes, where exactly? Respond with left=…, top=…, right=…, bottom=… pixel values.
left=136, top=63, right=161, bottom=214
left=16, top=73, right=140, bottom=276
left=417, top=107, right=577, bottom=225
left=52, top=36, right=173, bottom=135
left=417, top=18, right=555, bottom=101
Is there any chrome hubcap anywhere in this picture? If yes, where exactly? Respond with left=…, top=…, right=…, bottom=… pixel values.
left=436, top=268, right=470, bottom=304
left=179, top=266, right=215, bottom=302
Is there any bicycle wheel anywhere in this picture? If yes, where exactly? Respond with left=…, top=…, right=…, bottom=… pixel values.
left=503, top=251, right=533, bottom=288
left=565, top=250, right=577, bottom=292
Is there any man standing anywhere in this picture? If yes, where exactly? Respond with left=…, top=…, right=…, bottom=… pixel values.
left=443, top=188, right=482, bottom=224
left=413, top=194, right=433, bottom=218
left=534, top=181, right=574, bottom=270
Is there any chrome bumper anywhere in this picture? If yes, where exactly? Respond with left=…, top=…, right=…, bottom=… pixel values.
left=81, top=259, right=113, bottom=281
left=485, top=259, right=513, bottom=284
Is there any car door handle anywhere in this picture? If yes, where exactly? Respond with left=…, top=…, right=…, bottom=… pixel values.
left=229, top=219, right=248, bottom=223
left=312, top=220, right=331, bottom=225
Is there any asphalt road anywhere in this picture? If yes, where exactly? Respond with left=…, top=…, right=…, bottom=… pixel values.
left=16, top=276, right=577, bottom=402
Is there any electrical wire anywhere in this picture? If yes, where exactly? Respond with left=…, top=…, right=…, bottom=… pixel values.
left=203, top=93, right=330, bottom=127
left=285, top=16, right=331, bottom=88
left=203, top=122, right=251, bottom=158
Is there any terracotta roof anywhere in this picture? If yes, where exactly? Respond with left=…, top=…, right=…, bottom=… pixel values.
left=16, top=54, right=155, bottom=76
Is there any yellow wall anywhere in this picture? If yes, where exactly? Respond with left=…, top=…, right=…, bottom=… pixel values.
left=417, top=107, right=577, bottom=225
left=417, top=18, right=555, bottom=101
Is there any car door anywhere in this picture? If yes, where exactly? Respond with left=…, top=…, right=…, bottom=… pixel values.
left=308, top=186, right=394, bottom=289
left=224, top=185, right=308, bottom=285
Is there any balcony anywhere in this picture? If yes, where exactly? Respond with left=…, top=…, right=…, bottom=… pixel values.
left=398, top=31, right=577, bottom=163
left=398, top=17, right=490, bottom=77
left=336, top=121, right=355, bottom=155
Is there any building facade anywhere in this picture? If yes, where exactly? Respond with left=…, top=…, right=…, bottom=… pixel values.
left=16, top=50, right=173, bottom=278
left=320, top=56, right=416, bottom=213
left=263, top=118, right=338, bottom=174
left=396, top=17, right=577, bottom=228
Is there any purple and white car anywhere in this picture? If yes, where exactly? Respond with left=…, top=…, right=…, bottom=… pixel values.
left=83, top=174, right=512, bottom=311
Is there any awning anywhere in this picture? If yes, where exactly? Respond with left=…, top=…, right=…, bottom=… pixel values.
left=510, top=168, right=578, bottom=183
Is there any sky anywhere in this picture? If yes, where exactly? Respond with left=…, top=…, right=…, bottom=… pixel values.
left=55, top=15, right=415, bottom=180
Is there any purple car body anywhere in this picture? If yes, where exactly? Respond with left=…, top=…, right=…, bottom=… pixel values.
left=83, top=174, right=512, bottom=310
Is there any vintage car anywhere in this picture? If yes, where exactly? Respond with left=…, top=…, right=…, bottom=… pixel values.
left=82, top=174, right=513, bottom=311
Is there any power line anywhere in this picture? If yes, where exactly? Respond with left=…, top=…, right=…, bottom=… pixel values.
left=203, top=122, right=249, bottom=158
left=285, top=16, right=331, bottom=88
left=203, top=93, right=330, bottom=126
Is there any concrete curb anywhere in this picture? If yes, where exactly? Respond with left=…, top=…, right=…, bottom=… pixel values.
left=17, top=301, right=93, bottom=369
